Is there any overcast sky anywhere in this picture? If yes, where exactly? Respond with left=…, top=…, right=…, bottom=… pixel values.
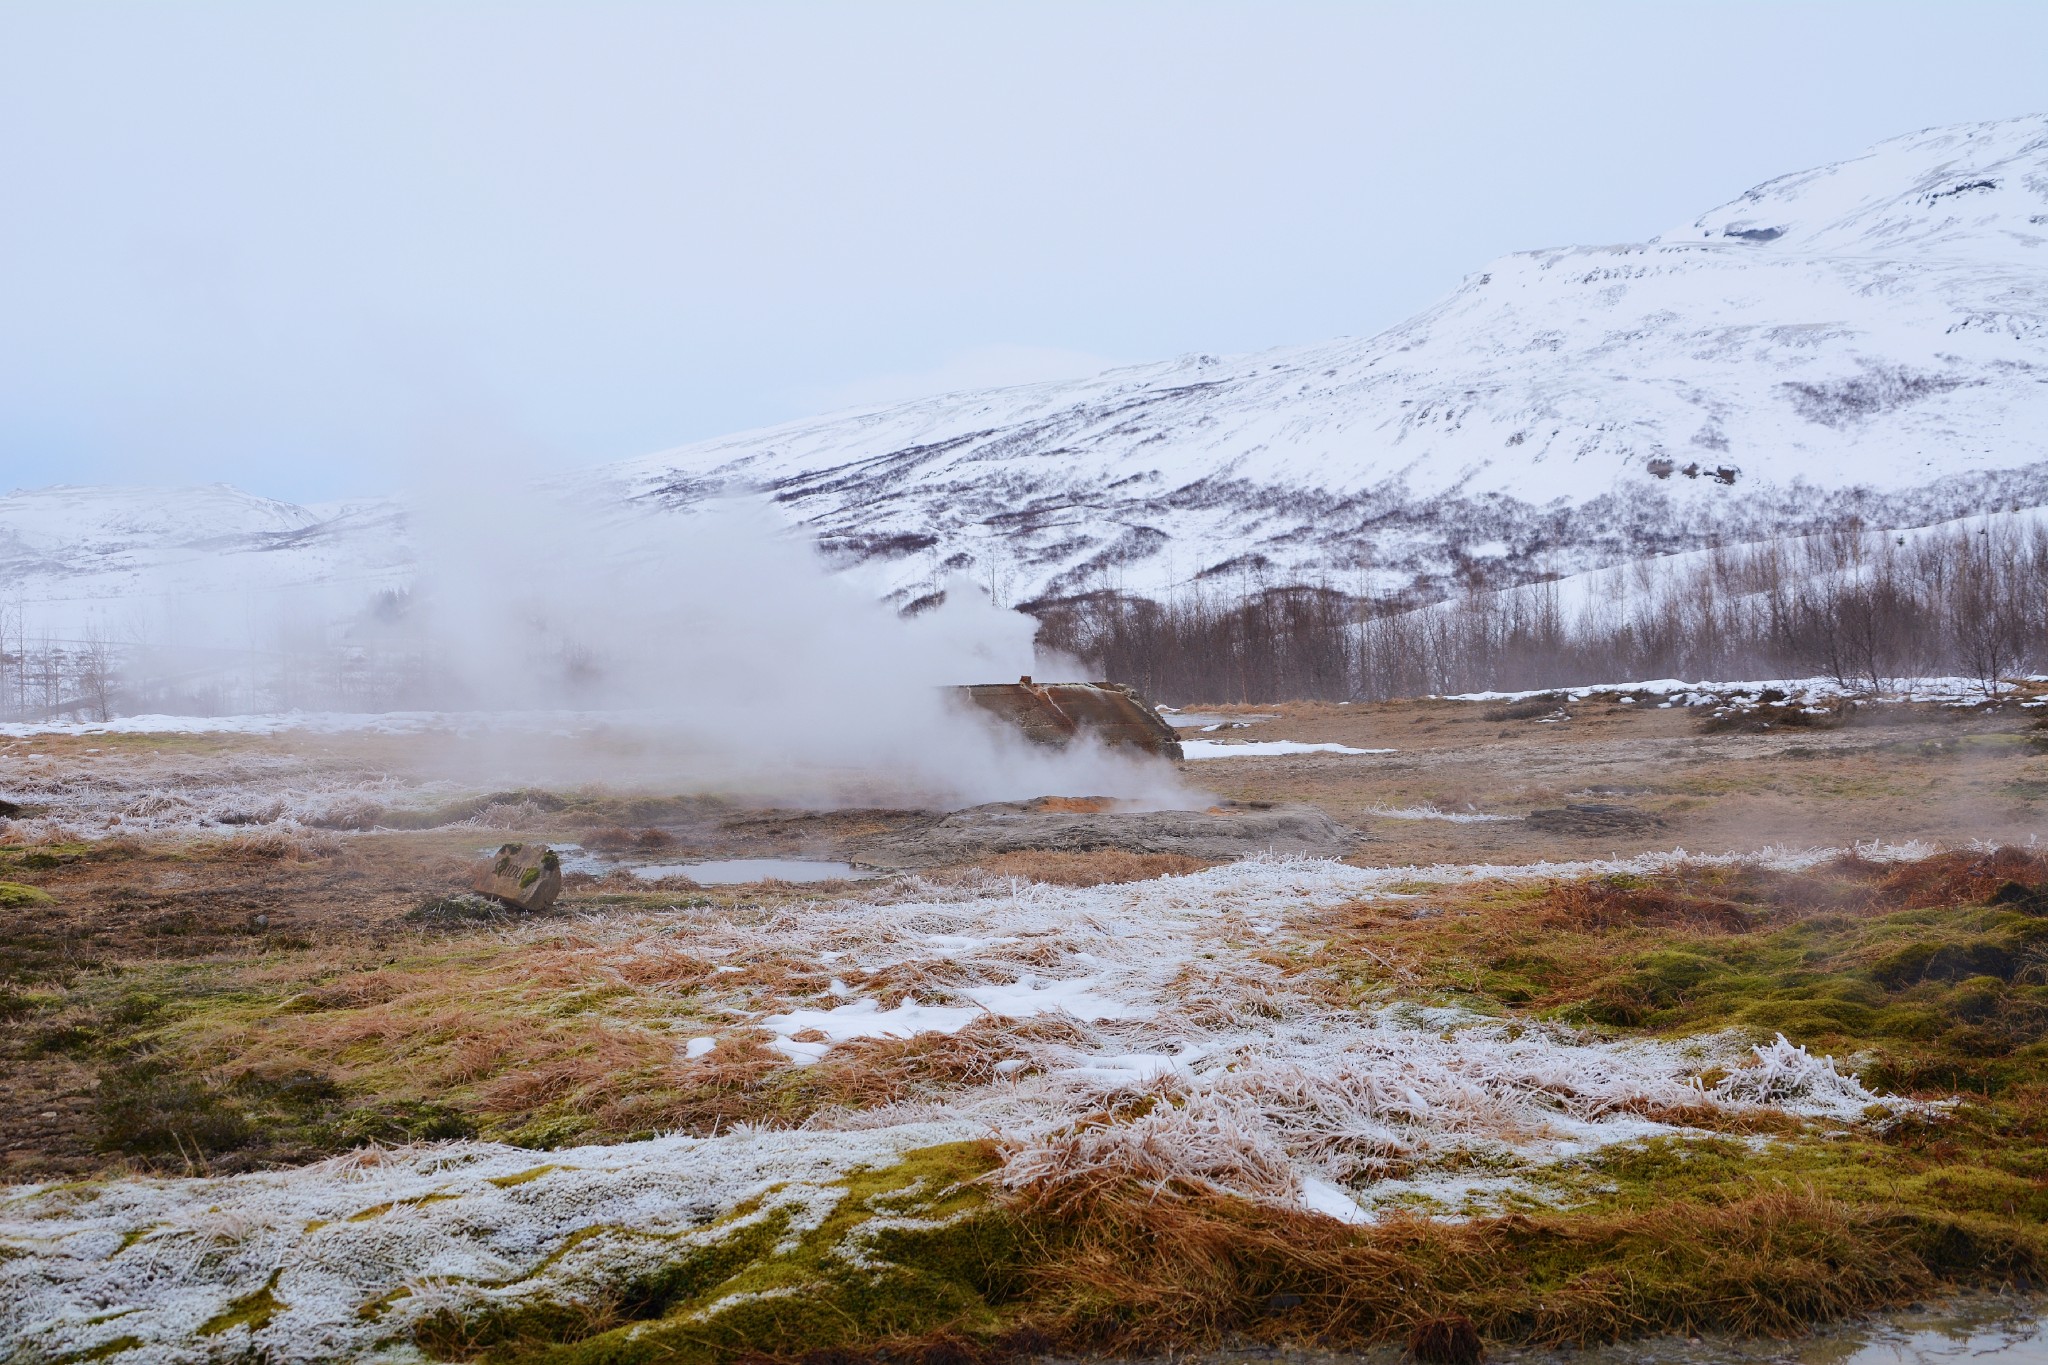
left=4, top=1, right=2046, bottom=503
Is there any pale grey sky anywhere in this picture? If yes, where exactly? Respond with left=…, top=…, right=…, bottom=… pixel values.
left=3, top=1, right=2045, bottom=502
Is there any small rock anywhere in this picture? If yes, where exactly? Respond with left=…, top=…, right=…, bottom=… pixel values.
left=471, top=842, right=563, bottom=911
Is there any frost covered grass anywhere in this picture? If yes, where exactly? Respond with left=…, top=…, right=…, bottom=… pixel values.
left=7, top=845, right=2048, bottom=1360
left=1366, top=803, right=1516, bottom=824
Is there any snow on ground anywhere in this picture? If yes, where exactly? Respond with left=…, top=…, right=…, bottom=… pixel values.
left=1445, top=675, right=2040, bottom=707
left=3, top=851, right=1930, bottom=1362
left=1179, top=740, right=1396, bottom=759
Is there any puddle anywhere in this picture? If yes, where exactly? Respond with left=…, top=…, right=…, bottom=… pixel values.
left=629, top=858, right=873, bottom=884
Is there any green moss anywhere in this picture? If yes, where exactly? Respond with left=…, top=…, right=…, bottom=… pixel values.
left=0, top=842, right=91, bottom=872
left=0, top=881, right=54, bottom=907
left=1385, top=889, right=2048, bottom=1098
left=407, top=1141, right=1013, bottom=1365
left=490, top=1165, right=561, bottom=1188
left=506, top=1114, right=592, bottom=1150
left=197, top=1271, right=283, bottom=1336
left=348, top=1192, right=462, bottom=1222
left=52, top=1335, right=144, bottom=1363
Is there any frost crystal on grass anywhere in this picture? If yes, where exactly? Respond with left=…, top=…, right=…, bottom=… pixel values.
left=1709, top=1034, right=1909, bottom=1121
left=2, top=852, right=1931, bottom=1361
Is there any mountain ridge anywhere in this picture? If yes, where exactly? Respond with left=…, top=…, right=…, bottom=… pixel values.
left=6, top=114, right=2046, bottom=635
left=604, top=112, right=2048, bottom=606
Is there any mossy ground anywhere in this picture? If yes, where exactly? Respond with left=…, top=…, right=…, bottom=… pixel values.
left=276, top=851, right=2048, bottom=1362
left=7, top=836, right=2048, bottom=1358
left=401, top=1141, right=1017, bottom=1365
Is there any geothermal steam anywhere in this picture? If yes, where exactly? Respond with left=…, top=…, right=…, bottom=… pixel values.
left=141, top=484, right=1197, bottom=808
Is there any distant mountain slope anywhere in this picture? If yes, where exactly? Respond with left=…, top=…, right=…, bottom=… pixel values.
left=7, top=114, right=2047, bottom=642
left=610, top=113, right=2048, bottom=607
left=0, top=484, right=408, bottom=643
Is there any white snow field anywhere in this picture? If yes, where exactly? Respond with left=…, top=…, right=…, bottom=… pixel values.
left=7, top=114, right=2048, bottom=648
left=3, top=852, right=1925, bottom=1363
left=1177, top=739, right=1397, bottom=759
left=595, top=114, right=2048, bottom=602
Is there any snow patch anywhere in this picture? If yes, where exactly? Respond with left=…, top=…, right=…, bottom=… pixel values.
left=1180, top=740, right=1396, bottom=760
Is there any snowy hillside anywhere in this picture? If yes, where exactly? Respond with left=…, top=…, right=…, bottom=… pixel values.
left=0, top=484, right=409, bottom=645
left=608, top=114, right=2048, bottom=607
left=6, top=114, right=2047, bottom=640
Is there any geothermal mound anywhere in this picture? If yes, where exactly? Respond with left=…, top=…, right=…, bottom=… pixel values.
left=848, top=797, right=1360, bottom=868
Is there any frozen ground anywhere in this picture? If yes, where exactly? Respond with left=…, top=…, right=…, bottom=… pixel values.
left=3, top=850, right=1927, bottom=1362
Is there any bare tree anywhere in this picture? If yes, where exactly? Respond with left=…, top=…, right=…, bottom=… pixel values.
left=76, top=625, right=116, bottom=723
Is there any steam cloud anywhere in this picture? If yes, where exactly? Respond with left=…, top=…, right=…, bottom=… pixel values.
left=106, top=485, right=1203, bottom=810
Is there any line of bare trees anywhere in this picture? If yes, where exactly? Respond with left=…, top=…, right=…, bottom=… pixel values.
left=1032, top=516, right=2048, bottom=704
left=12, top=516, right=2045, bottom=719
left=0, top=605, right=118, bottom=723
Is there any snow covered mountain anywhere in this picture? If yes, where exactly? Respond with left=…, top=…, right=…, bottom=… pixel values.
left=606, top=113, right=2048, bottom=607
left=0, top=484, right=409, bottom=645
left=6, top=113, right=2047, bottom=639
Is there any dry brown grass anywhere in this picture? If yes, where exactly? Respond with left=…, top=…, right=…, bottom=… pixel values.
left=1542, top=879, right=1759, bottom=935
left=808, top=1015, right=1090, bottom=1108
left=841, top=956, right=984, bottom=1002
left=1005, top=1181, right=2012, bottom=1352
left=475, top=1027, right=674, bottom=1114
left=967, top=850, right=1214, bottom=887
left=609, top=946, right=721, bottom=990
left=1028, top=797, right=1118, bottom=815
left=288, top=972, right=407, bottom=1011
left=217, top=826, right=345, bottom=861
left=582, top=825, right=679, bottom=852
left=1867, top=846, right=2048, bottom=911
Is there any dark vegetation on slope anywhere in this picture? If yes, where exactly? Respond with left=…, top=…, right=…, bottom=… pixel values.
left=1033, top=517, right=2048, bottom=704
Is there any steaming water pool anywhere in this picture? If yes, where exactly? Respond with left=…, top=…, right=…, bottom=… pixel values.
left=628, top=858, right=874, bottom=884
